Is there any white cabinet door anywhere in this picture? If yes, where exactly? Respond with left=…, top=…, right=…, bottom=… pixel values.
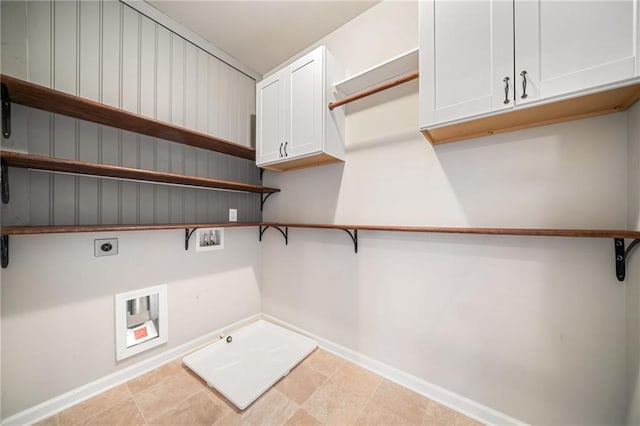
left=515, top=0, right=636, bottom=104
left=419, top=0, right=513, bottom=127
left=256, top=71, right=286, bottom=165
left=287, top=48, right=324, bottom=159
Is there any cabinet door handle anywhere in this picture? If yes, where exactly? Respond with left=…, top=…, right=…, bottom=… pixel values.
left=284, top=141, right=288, bottom=157
left=503, top=76, right=510, bottom=104
left=520, top=70, right=528, bottom=99
left=279, top=142, right=283, bottom=158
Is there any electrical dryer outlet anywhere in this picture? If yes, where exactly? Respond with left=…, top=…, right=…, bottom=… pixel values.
left=95, top=238, right=118, bottom=257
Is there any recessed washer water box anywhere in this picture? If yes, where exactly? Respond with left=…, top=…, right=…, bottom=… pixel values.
left=183, top=320, right=317, bottom=410
left=194, top=228, right=224, bottom=252
left=115, top=285, right=168, bottom=361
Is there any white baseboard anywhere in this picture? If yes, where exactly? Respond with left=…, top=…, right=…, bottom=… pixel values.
left=262, top=314, right=527, bottom=426
left=2, top=314, right=260, bottom=426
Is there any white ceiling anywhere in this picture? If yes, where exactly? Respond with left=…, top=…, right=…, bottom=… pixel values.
left=146, top=1, right=380, bottom=76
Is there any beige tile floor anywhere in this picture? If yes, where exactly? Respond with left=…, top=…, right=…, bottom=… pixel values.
left=35, top=349, right=484, bottom=426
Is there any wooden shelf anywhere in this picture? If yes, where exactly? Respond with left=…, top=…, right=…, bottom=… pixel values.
left=1, top=151, right=279, bottom=194
left=422, top=79, right=640, bottom=145
left=4, top=222, right=638, bottom=280
left=258, top=223, right=639, bottom=281
left=5, top=221, right=636, bottom=238
left=333, top=48, right=418, bottom=96
left=0, top=223, right=261, bottom=235
left=262, top=222, right=640, bottom=239
left=0, top=74, right=255, bottom=160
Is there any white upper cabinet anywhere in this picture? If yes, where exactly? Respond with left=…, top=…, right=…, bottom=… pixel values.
left=420, top=0, right=514, bottom=125
left=256, top=46, right=345, bottom=172
left=420, top=0, right=639, bottom=133
left=515, top=0, right=636, bottom=104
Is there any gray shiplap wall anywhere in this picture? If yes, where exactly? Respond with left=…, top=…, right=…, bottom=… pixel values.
left=0, top=0, right=260, bottom=226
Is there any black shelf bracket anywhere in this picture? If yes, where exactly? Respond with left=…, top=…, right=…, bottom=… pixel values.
left=259, top=225, right=288, bottom=245
left=1, top=159, right=8, bottom=204
left=261, top=192, right=275, bottom=211
left=614, top=238, right=640, bottom=281
left=1, top=83, right=10, bottom=139
left=185, top=228, right=198, bottom=250
left=343, top=229, right=358, bottom=253
left=1, top=235, right=8, bottom=268
left=260, top=168, right=265, bottom=181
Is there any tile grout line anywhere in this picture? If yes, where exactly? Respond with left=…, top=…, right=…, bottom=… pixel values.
left=303, top=353, right=377, bottom=424
left=150, top=389, right=208, bottom=424
left=421, top=404, right=428, bottom=426
left=355, top=377, right=384, bottom=423
left=125, top=382, right=150, bottom=425
left=124, top=363, right=201, bottom=425
left=199, top=389, right=234, bottom=426
left=298, top=366, right=331, bottom=408
left=210, top=390, right=242, bottom=420
left=297, top=352, right=343, bottom=408
left=144, top=375, right=203, bottom=423
left=272, top=387, right=301, bottom=425
left=59, top=391, right=121, bottom=426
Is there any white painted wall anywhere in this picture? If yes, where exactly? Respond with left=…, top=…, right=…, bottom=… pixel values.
left=626, top=101, right=640, bottom=425
left=0, top=0, right=261, bottom=418
left=261, top=1, right=629, bottom=424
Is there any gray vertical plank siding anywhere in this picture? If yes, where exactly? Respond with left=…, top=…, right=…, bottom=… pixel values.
left=138, top=135, right=155, bottom=223
left=78, top=1, right=101, bottom=225
left=1, top=0, right=261, bottom=227
left=27, top=1, right=53, bottom=87
left=1, top=1, right=28, bottom=79
left=52, top=0, right=79, bottom=225
left=27, top=109, right=52, bottom=225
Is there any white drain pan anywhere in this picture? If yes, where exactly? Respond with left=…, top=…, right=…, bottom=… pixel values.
left=183, top=320, right=317, bottom=410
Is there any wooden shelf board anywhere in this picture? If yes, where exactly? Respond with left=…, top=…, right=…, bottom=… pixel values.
left=0, top=74, right=255, bottom=161
left=1, top=151, right=279, bottom=194
left=333, top=48, right=418, bottom=96
left=422, top=80, right=640, bottom=145
left=2, top=221, right=638, bottom=238
left=262, top=223, right=640, bottom=239
left=0, top=223, right=261, bottom=235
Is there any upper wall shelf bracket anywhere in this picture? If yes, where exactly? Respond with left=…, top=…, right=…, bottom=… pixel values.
left=614, top=238, right=640, bottom=281
left=1, top=235, right=8, bottom=268
left=259, top=225, right=288, bottom=245
left=1, top=82, right=11, bottom=138
left=343, top=229, right=358, bottom=253
left=1, top=159, right=9, bottom=204
left=261, top=192, right=275, bottom=211
left=185, top=228, right=198, bottom=251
